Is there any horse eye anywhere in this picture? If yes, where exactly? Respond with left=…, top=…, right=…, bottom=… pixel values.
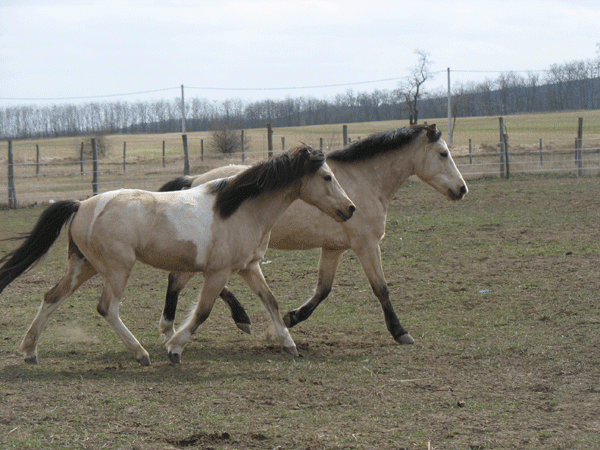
left=324, top=175, right=332, bottom=181
left=440, top=151, right=449, bottom=158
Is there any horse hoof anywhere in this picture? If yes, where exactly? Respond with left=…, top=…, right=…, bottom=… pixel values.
left=282, top=311, right=297, bottom=328
left=24, top=355, right=38, bottom=365
left=396, top=333, right=415, bottom=345
left=137, top=355, right=151, bottom=366
left=283, top=345, right=299, bottom=357
left=168, top=352, right=181, bottom=364
left=236, top=322, right=252, bottom=335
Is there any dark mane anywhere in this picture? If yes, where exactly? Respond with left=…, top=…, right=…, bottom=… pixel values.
left=211, top=144, right=325, bottom=219
left=327, top=124, right=442, bottom=163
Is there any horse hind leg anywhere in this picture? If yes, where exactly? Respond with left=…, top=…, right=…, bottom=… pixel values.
left=283, top=248, right=344, bottom=328
left=96, top=269, right=151, bottom=366
left=354, top=243, right=414, bottom=345
left=19, top=249, right=97, bottom=364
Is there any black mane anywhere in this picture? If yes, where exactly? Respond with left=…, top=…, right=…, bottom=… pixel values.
left=211, top=145, right=325, bottom=219
left=327, top=124, right=441, bottom=163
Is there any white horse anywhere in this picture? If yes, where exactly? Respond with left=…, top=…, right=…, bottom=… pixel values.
left=158, top=124, right=467, bottom=345
left=0, top=145, right=355, bottom=365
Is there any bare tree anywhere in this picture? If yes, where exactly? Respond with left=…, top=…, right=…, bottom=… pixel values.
left=399, top=49, right=432, bottom=124
left=212, top=126, right=241, bottom=154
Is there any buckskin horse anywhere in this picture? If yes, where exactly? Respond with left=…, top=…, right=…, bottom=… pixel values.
left=0, top=145, right=355, bottom=365
left=158, top=124, right=467, bottom=346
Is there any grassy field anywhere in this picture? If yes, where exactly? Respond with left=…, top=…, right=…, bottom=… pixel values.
left=1, top=173, right=599, bottom=449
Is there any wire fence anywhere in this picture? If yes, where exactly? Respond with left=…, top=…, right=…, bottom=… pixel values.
left=2, top=123, right=600, bottom=208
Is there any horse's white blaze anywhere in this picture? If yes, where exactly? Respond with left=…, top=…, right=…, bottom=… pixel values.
left=163, top=186, right=215, bottom=267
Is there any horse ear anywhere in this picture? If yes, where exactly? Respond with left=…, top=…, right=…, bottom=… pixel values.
left=426, top=124, right=441, bottom=141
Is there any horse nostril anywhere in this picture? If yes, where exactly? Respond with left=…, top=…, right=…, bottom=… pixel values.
left=460, top=185, right=467, bottom=195
left=349, top=205, right=356, bottom=214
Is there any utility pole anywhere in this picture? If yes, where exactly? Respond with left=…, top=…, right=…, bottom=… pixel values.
left=180, top=84, right=186, bottom=134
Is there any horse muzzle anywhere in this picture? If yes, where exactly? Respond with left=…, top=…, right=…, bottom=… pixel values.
left=336, top=204, right=356, bottom=221
left=448, top=185, right=468, bottom=201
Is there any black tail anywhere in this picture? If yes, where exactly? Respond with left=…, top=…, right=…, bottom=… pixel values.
left=158, top=175, right=194, bottom=192
left=0, top=200, right=80, bottom=293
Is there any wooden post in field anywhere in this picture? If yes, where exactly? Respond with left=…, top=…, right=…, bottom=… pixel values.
left=267, top=124, right=273, bottom=158
left=319, top=137, right=323, bottom=151
left=281, top=136, right=285, bottom=151
left=468, top=139, right=472, bottom=164
left=241, top=130, right=245, bottom=163
left=7, top=141, right=17, bottom=209
left=539, top=139, right=543, bottom=166
left=201, top=139, right=204, bottom=163
left=123, top=141, right=127, bottom=173
left=499, top=117, right=509, bottom=179
left=576, top=117, right=583, bottom=176
left=162, top=141, right=166, bottom=168
left=182, top=134, right=190, bottom=176
left=343, top=125, right=348, bottom=146
left=80, top=142, right=85, bottom=176
left=91, top=138, right=99, bottom=196
left=36, top=144, right=40, bottom=176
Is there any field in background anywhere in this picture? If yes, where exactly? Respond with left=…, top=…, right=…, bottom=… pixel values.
left=1, top=110, right=599, bottom=206
left=1, top=174, right=599, bottom=449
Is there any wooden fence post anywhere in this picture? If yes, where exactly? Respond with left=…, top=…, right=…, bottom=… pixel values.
left=7, top=140, right=17, bottom=208
left=162, top=141, right=166, bottom=168
left=267, top=124, right=273, bottom=157
left=182, top=134, right=190, bottom=175
left=123, top=141, right=127, bottom=173
left=319, top=137, right=323, bottom=151
left=241, top=130, right=245, bottom=163
left=343, top=125, right=348, bottom=146
left=80, top=142, right=85, bottom=176
left=36, top=144, right=40, bottom=176
left=281, top=136, right=285, bottom=151
left=499, top=117, right=509, bottom=179
left=576, top=117, right=583, bottom=176
left=468, top=139, right=472, bottom=164
left=539, top=139, right=543, bottom=166
left=201, top=139, right=204, bottom=163
left=91, top=138, right=99, bottom=196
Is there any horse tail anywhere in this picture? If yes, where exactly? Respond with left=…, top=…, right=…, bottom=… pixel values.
left=158, top=175, right=195, bottom=192
left=0, top=200, right=80, bottom=293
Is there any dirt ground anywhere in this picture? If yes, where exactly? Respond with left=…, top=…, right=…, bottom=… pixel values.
left=1, top=174, right=599, bottom=449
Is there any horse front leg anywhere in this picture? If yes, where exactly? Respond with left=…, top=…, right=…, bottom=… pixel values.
left=159, top=272, right=196, bottom=342
left=166, top=271, right=230, bottom=364
left=283, top=248, right=345, bottom=328
left=238, top=263, right=298, bottom=356
left=160, top=273, right=252, bottom=340
left=19, top=251, right=97, bottom=364
left=353, top=243, right=414, bottom=345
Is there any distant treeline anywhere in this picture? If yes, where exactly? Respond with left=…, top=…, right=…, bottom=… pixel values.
left=2, top=58, right=599, bottom=140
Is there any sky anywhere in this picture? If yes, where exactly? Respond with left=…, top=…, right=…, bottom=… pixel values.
left=1, top=0, right=599, bottom=108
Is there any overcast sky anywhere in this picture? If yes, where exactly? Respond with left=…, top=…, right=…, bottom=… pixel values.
left=1, top=0, right=599, bottom=108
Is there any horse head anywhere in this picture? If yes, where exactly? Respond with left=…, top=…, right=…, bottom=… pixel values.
left=413, top=124, right=468, bottom=201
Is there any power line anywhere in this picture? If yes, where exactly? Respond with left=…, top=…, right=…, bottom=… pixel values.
left=0, top=69, right=551, bottom=102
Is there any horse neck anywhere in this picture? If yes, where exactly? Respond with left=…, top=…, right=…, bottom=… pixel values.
left=330, top=145, right=415, bottom=207
left=244, top=181, right=300, bottom=231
